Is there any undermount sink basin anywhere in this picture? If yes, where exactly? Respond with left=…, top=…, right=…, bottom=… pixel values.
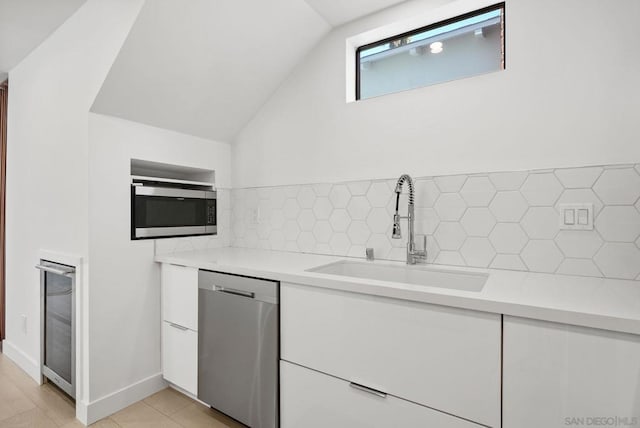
left=307, top=260, right=488, bottom=292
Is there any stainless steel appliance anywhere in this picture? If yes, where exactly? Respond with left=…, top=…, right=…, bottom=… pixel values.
left=198, top=270, right=279, bottom=428
left=131, top=180, right=216, bottom=240
left=36, top=260, right=75, bottom=398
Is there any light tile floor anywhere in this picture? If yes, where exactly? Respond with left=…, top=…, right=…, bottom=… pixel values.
left=0, top=352, right=244, bottom=427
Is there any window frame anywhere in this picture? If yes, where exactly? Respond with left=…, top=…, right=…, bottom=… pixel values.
left=355, top=2, right=506, bottom=101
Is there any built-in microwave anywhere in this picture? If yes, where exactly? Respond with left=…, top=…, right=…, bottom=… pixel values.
left=131, top=180, right=216, bottom=240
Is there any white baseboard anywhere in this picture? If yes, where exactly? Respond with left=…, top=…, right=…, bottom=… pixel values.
left=84, top=373, right=167, bottom=425
left=2, top=340, right=41, bottom=383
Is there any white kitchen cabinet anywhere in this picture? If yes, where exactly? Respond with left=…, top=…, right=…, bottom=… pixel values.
left=161, top=263, right=198, bottom=331
left=161, top=321, right=198, bottom=395
left=503, top=316, right=640, bottom=428
left=160, top=263, right=199, bottom=395
left=281, top=361, right=482, bottom=428
left=281, top=283, right=502, bottom=427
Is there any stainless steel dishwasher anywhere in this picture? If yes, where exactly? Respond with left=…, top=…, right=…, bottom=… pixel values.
left=198, top=270, right=279, bottom=428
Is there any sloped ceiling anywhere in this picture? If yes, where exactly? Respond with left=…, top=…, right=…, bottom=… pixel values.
left=304, top=0, right=407, bottom=26
left=0, top=0, right=87, bottom=77
left=91, top=0, right=331, bottom=142
left=91, top=0, right=413, bottom=142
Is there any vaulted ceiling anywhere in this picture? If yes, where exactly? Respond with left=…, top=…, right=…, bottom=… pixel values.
left=0, top=0, right=87, bottom=80
left=91, top=0, right=410, bottom=142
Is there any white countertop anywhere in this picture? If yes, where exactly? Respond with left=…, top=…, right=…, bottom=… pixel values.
left=155, top=247, right=640, bottom=336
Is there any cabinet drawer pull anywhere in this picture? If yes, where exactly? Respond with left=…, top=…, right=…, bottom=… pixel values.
left=169, top=323, right=189, bottom=331
left=349, top=382, right=387, bottom=398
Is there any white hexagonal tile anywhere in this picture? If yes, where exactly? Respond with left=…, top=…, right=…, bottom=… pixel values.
left=312, top=197, right=333, bottom=220
left=347, top=181, right=371, bottom=196
left=284, top=241, right=299, bottom=252
left=268, top=230, right=286, bottom=250
left=388, top=247, right=407, bottom=262
left=329, top=233, right=351, bottom=256
left=426, top=237, right=440, bottom=263
left=521, top=207, right=559, bottom=239
left=636, top=198, right=640, bottom=214
left=283, top=220, right=300, bottom=241
left=521, top=240, right=564, bottom=273
left=269, top=209, right=285, bottom=229
left=268, top=188, right=287, bottom=210
left=297, top=209, right=316, bottom=232
left=245, top=229, right=259, bottom=247
left=596, top=206, right=640, bottom=242
left=460, top=208, right=496, bottom=237
left=489, top=191, right=529, bottom=222
left=296, top=231, right=315, bottom=252
left=594, top=243, right=640, bottom=279
left=347, top=196, right=371, bottom=220
left=555, top=230, right=603, bottom=258
left=556, top=259, right=603, bottom=277
left=460, top=176, right=496, bottom=207
left=460, top=237, right=496, bottom=268
left=415, top=179, right=440, bottom=208
left=313, top=221, right=332, bottom=243
left=366, top=181, right=392, bottom=208
left=490, top=254, right=527, bottom=271
left=297, top=186, right=316, bottom=209
left=329, top=184, right=351, bottom=208
left=555, top=189, right=604, bottom=216
left=415, top=207, right=439, bottom=235
left=257, top=222, right=271, bottom=240
left=593, top=168, right=640, bottom=205
left=283, top=198, right=300, bottom=219
left=313, top=243, right=332, bottom=255
left=434, top=193, right=467, bottom=221
left=636, top=164, right=640, bottom=175
left=489, top=223, right=528, bottom=254
left=347, top=221, right=371, bottom=245
left=366, top=207, right=390, bottom=234
left=366, top=234, right=392, bottom=259
left=636, top=236, right=640, bottom=249
left=347, top=245, right=367, bottom=258
left=520, top=173, right=563, bottom=206
left=312, top=183, right=332, bottom=197
left=433, top=222, right=467, bottom=251
left=329, top=209, right=351, bottom=232
left=434, top=175, right=467, bottom=193
left=488, top=171, right=528, bottom=191
left=554, top=167, right=603, bottom=189
left=434, top=251, right=466, bottom=266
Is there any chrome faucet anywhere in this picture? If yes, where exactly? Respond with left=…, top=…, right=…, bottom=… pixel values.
left=392, top=174, right=427, bottom=265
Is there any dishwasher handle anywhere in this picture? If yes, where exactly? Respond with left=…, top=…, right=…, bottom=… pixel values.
left=216, top=286, right=255, bottom=299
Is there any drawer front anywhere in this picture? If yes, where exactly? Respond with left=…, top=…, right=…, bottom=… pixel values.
left=281, top=361, right=482, bottom=428
left=503, top=316, right=640, bottom=428
left=162, top=321, right=197, bottom=395
left=161, top=263, right=198, bottom=331
left=281, top=283, right=501, bottom=427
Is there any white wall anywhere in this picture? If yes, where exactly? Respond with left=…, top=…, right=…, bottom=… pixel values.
left=232, top=0, right=640, bottom=188
left=4, top=0, right=144, bottom=397
left=87, top=113, right=231, bottom=402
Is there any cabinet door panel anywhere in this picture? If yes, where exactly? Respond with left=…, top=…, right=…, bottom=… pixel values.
left=281, top=283, right=501, bottom=427
left=503, top=316, right=640, bottom=428
left=161, top=263, right=198, bottom=331
left=281, top=361, right=481, bottom=428
left=162, top=321, right=197, bottom=395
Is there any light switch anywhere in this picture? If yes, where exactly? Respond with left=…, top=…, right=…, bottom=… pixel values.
left=564, top=209, right=575, bottom=225
left=559, top=203, right=594, bottom=230
left=577, top=209, right=589, bottom=225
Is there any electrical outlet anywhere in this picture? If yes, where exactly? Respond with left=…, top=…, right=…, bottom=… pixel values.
left=559, top=203, right=594, bottom=230
left=21, top=315, right=27, bottom=334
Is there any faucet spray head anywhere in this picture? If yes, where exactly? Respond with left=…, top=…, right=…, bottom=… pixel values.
left=392, top=214, right=402, bottom=239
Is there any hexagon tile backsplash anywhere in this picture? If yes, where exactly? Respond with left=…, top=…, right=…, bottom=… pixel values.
left=233, top=165, right=640, bottom=280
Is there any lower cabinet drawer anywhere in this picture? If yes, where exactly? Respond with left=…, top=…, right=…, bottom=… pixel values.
left=281, top=361, right=481, bottom=428
left=281, top=283, right=501, bottom=427
left=162, top=321, right=197, bottom=395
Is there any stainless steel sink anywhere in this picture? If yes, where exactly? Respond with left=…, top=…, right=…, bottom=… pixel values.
left=307, top=260, right=488, bottom=292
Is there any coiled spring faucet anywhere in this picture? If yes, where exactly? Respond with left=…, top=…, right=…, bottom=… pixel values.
left=392, top=174, right=427, bottom=265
